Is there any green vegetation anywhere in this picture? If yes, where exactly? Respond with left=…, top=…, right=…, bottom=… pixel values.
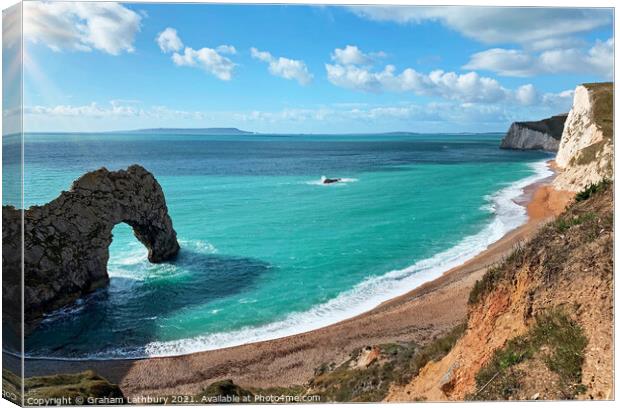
left=409, top=323, right=467, bottom=378
left=470, top=179, right=612, bottom=306
left=468, top=263, right=506, bottom=306
left=3, top=369, right=22, bottom=404
left=468, top=243, right=528, bottom=306
left=1, top=370, right=124, bottom=404
left=582, top=82, right=613, bottom=141
left=309, top=323, right=466, bottom=402
left=575, top=179, right=611, bottom=202
left=572, top=140, right=605, bottom=166
left=568, top=83, right=612, bottom=171
left=468, top=310, right=587, bottom=400
left=309, top=343, right=416, bottom=402
left=553, top=212, right=596, bottom=232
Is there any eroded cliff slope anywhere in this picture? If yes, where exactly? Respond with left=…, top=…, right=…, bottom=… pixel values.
left=387, top=181, right=613, bottom=401
left=554, top=83, right=613, bottom=191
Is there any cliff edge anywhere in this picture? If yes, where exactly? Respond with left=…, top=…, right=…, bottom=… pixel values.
left=387, top=181, right=613, bottom=401
left=500, top=114, right=567, bottom=152
left=2, top=165, right=180, bottom=326
left=554, top=83, right=613, bottom=191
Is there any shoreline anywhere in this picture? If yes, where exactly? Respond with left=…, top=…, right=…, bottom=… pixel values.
left=18, top=160, right=554, bottom=361
left=7, top=161, right=574, bottom=397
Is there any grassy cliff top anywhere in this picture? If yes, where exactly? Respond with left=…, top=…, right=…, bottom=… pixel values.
left=514, top=114, right=568, bottom=140
left=582, top=82, right=613, bottom=141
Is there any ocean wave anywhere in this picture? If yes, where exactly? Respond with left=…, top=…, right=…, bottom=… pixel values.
left=39, top=298, right=90, bottom=325
left=23, top=160, right=552, bottom=360
left=35, top=239, right=219, bottom=329
left=107, top=239, right=218, bottom=282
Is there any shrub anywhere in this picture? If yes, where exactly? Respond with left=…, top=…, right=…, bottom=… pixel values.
left=468, top=264, right=505, bottom=305
left=575, top=179, right=611, bottom=202
left=469, top=309, right=587, bottom=400
left=409, top=322, right=467, bottom=378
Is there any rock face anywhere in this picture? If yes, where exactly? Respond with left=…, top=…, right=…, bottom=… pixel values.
left=554, top=83, right=613, bottom=191
left=500, top=114, right=567, bottom=152
left=2, top=165, right=180, bottom=325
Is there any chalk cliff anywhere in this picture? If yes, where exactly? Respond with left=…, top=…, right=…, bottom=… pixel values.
left=554, top=83, right=613, bottom=191
left=2, top=165, right=179, bottom=325
left=500, top=114, right=567, bottom=152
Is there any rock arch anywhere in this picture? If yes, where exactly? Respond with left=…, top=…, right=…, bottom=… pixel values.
left=2, top=165, right=180, bottom=325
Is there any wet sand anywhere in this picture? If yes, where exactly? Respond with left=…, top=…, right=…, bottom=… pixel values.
left=12, top=168, right=573, bottom=399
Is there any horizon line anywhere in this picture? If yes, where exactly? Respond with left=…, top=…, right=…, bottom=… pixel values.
left=11, top=129, right=507, bottom=136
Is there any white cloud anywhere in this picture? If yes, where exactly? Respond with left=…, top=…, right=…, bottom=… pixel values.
left=324, top=45, right=576, bottom=110
left=250, top=48, right=271, bottom=62
left=350, top=6, right=611, bottom=49
left=541, top=89, right=575, bottom=110
left=325, top=45, right=514, bottom=104
left=171, top=47, right=236, bottom=80
left=24, top=1, right=141, bottom=55
left=528, top=37, right=586, bottom=52
left=236, top=102, right=514, bottom=127
left=464, top=38, right=613, bottom=78
left=216, top=45, right=237, bottom=55
left=515, top=84, right=538, bottom=106
left=2, top=3, right=22, bottom=50
left=24, top=101, right=206, bottom=120
left=331, top=45, right=378, bottom=65
left=23, top=96, right=573, bottom=133
left=157, top=27, right=236, bottom=80
left=156, top=27, right=183, bottom=53
left=464, top=49, right=536, bottom=77
left=250, top=48, right=313, bottom=85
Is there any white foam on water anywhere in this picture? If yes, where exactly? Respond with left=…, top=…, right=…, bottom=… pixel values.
left=23, top=160, right=552, bottom=360
left=107, top=239, right=218, bottom=282
left=132, top=160, right=552, bottom=359
left=306, top=176, right=359, bottom=186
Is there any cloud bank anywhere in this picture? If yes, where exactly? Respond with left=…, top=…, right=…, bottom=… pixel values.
left=324, top=45, right=571, bottom=108
left=464, top=38, right=613, bottom=79
left=349, top=6, right=612, bottom=49
left=24, top=1, right=142, bottom=55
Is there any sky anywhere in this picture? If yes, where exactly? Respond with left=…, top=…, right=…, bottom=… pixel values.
left=3, top=2, right=615, bottom=133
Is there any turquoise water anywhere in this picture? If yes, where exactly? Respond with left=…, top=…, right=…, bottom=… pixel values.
left=14, top=133, right=551, bottom=359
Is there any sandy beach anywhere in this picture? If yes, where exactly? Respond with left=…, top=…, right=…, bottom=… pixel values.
left=9, top=165, right=573, bottom=399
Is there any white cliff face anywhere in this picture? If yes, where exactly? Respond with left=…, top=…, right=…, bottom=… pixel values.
left=500, top=114, right=566, bottom=152
left=500, top=124, right=560, bottom=151
left=556, top=86, right=600, bottom=167
left=554, top=84, right=613, bottom=192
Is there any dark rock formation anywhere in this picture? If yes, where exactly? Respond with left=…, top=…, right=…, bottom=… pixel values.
left=321, top=177, right=342, bottom=184
left=500, top=114, right=568, bottom=152
left=2, top=165, right=179, bottom=326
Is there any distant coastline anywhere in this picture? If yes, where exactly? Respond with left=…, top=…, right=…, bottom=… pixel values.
left=21, top=129, right=505, bottom=137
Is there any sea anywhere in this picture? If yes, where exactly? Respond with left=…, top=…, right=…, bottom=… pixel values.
left=4, top=132, right=552, bottom=359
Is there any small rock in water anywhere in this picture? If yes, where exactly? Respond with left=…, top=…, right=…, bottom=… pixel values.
left=321, top=176, right=342, bottom=184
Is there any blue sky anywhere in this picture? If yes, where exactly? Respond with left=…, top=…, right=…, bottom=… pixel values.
left=8, top=2, right=615, bottom=133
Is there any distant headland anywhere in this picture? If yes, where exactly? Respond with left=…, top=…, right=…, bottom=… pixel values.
left=123, top=127, right=257, bottom=135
